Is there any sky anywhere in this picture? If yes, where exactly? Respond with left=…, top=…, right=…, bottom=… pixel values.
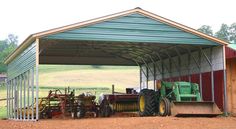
left=0, top=0, right=235, bottom=44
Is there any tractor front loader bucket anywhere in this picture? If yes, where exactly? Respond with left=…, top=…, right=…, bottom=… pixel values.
left=171, top=101, right=222, bottom=117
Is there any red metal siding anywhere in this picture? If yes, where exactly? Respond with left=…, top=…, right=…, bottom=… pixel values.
left=202, top=72, right=212, bottom=101
left=214, top=70, right=224, bottom=110
left=226, top=47, right=236, bottom=59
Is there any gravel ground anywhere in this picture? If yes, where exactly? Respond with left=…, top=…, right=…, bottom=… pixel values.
left=0, top=116, right=235, bottom=129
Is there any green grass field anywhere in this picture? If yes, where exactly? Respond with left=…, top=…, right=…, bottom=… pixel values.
left=0, top=65, right=139, bottom=119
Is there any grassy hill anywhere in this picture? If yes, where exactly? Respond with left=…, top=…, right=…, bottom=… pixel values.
left=0, top=65, right=139, bottom=119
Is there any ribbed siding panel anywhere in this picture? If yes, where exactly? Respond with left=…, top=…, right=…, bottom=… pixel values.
left=45, top=13, right=219, bottom=45
left=7, top=42, right=36, bottom=80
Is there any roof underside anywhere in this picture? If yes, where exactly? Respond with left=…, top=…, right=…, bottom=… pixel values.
left=39, top=39, right=213, bottom=65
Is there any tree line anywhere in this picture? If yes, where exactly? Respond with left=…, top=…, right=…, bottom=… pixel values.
left=198, top=23, right=236, bottom=43
left=0, top=34, right=18, bottom=73
left=0, top=23, right=235, bottom=73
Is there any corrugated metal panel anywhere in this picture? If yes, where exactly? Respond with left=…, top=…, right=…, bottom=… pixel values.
left=44, top=14, right=219, bottom=45
left=201, top=72, right=212, bottom=101
left=146, top=46, right=223, bottom=80
left=226, top=46, right=236, bottom=59
left=214, top=70, right=224, bottom=110
left=7, top=42, right=36, bottom=80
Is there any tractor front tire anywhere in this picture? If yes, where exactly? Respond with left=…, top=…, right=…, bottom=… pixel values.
left=159, top=98, right=171, bottom=116
left=138, top=89, right=158, bottom=116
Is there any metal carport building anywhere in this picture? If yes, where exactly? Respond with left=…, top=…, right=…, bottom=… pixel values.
left=5, top=8, right=228, bottom=121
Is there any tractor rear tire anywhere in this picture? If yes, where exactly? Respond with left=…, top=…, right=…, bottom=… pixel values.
left=159, top=98, right=171, bottom=116
left=138, top=89, right=158, bottom=116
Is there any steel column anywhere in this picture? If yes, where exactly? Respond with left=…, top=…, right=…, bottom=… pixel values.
left=188, top=52, right=191, bottom=82
left=11, top=80, right=13, bottom=118
left=31, top=68, right=34, bottom=120
left=198, top=51, right=203, bottom=98
left=36, top=39, right=39, bottom=120
left=16, top=76, right=19, bottom=120
left=139, top=66, right=142, bottom=90
left=27, top=70, right=30, bottom=120
left=9, top=80, right=12, bottom=119
left=153, top=63, right=156, bottom=91
left=13, top=78, right=16, bottom=119
left=6, top=79, right=9, bottom=119
left=20, top=75, right=22, bottom=120
left=146, top=66, right=148, bottom=89
left=23, top=73, right=26, bottom=120
left=210, top=48, right=214, bottom=102
left=222, top=46, right=228, bottom=116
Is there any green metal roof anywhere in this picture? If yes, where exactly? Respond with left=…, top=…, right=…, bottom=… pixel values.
left=44, top=13, right=219, bottom=45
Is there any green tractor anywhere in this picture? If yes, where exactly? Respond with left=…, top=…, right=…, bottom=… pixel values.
left=138, top=81, right=221, bottom=117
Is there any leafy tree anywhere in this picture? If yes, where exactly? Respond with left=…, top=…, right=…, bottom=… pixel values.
left=197, top=25, right=213, bottom=36
left=198, top=23, right=236, bottom=44
left=215, top=24, right=230, bottom=42
left=0, top=34, right=18, bottom=73
left=229, top=23, right=236, bottom=44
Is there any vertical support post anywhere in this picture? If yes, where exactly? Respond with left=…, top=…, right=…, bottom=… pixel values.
left=153, top=63, right=156, bottom=91
left=13, top=78, right=16, bottom=119
left=188, top=53, right=191, bottom=82
left=146, top=66, right=148, bottom=89
left=139, top=66, right=142, bottom=90
left=23, top=73, right=26, bottom=120
left=161, top=60, right=164, bottom=80
left=20, top=75, right=22, bottom=120
left=27, top=70, right=30, bottom=120
left=35, top=38, right=39, bottom=120
left=198, top=51, right=203, bottom=98
left=6, top=79, right=9, bottom=119
left=31, top=68, right=34, bottom=120
left=8, top=80, right=10, bottom=119
left=9, top=80, right=11, bottom=119
left=222, top=46, right=228, bottom=116
left=16, top=76, right=19, bottom=120
left=11, top=80, right=13, bottom=119
left=210, top=48, right=215, bottom=102
left=169, top=57, right=172, bottom=82
left=178, top=55, right=181, bottom=81
left=8, top=80, right=11, bottom=119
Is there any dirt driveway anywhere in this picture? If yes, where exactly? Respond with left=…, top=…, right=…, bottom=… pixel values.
left=0, top=116, right=235, bottom=129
